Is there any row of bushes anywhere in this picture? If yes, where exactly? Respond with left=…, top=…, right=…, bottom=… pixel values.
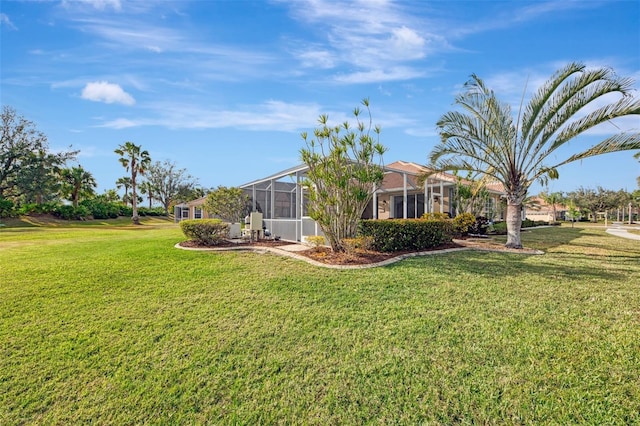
left=489, top=219, right=553, bottom=234
left=0, top=197, right=166, bottom=220
left=358, top=219, right=454, bottom=252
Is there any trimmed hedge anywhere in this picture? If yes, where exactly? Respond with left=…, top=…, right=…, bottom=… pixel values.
left=358, top=219, right=453, bottom=252
left=180, top=219, right=229, bottom=246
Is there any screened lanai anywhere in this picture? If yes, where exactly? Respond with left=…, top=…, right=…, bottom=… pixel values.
left=238, top=160, right=505, bottom=242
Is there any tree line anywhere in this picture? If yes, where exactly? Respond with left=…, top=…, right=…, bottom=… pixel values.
left=0, top=105, right=203, bottom=221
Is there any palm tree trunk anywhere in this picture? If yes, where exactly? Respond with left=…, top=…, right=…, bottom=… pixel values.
left=132, top=180, right=139, bottom=225
left=505, top=201, right=523, bottom=249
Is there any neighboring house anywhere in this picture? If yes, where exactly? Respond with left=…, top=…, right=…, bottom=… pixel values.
left=523, top=196, right=568, bottom=222
left=236, top=160, right=506, bottom=242
left=173, top=196, right=212, bottom=222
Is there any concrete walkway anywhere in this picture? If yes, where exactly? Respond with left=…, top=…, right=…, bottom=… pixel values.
left=606, top=223, right=640, bottom=241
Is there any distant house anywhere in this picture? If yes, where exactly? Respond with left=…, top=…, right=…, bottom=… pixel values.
left=235, top=160, right=506, bottom=242
left=524, top=196, right=568, bottom=222
left=173, top=196, right=212, bottom=222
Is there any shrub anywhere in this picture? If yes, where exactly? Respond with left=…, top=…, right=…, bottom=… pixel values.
left=52, top=204, right=91, bottom=220
left=137, top=207, right=166, bottom=217
left=305, top=235, right=326, bottom=251
left=490, top=221, right=507, bottom=234
left=469, top=216, right=490, bottom=235
left=180, top=219, right=229, bottom=246
left=452, top=213, right=476, bottom=236
left=342, top=236, right=374, bottom=254
left=358, top=219, right=453, bottom=252
left=80, top=199, right=120, bottom=219
left=421, top=212, right=450, bottom=221
left=0, top=197, right=15, bottom=218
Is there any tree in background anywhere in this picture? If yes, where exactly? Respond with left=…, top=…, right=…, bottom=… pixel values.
left=1, top=106, right=76, bottom=203
left=300, top=99, right=387, bottom=252
left=146, top=160, right=198, bottom=215
left=60, top=165, right=97, bottom=208
left=539, top=190, right=564, bottom=223
left=204, top=186, right=249, bottom=223
left=116, top=177, right=132, bottom=206
left=139, top=181, right=156, bottom=209
left=451, top=172, right=491, bottom=217
left=568, top=187, right=627, bottom=222
left=114, top=142, right=151, bottom=225
left=429, top=63, right=640, bottom=248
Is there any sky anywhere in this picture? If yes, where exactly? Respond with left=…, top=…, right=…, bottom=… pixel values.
left=1, top=0, right=639, bottom=197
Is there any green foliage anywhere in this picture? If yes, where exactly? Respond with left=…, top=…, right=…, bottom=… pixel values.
left=490, top=221, right=507, bottom=234
left=0, top=197, right=16, bottom=218
left=300, top=98, right=387, bottom=252
left=52, top=204, right=91, bottom=220
left=421, top=212, right=450, bottom=221
left=305, top=235, right=326, bottom=250
left=568, top=186, right=631, bottom=222
left=180, top=219, right=229, bottom=246
left=80, top=198, right=121, bottom=219
left=1, top=105, right=78, bottom=203
left=204, top=186, right=249, bottom=223
left=358, top=219, right=453, bottom=252
left=342, top=236, right=374, bottom=254
left=469, top=216, right=490, bottom=235
left=59, top=165, right=97, bottom=208
left=137, top=207, right=166, bottom=217
left=452, top=212, right=476, bottom=236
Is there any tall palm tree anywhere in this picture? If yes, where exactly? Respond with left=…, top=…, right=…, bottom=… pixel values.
left=60, top=165, right=97, bottom=208
left=430, top=62, right=640, bottom=248
left=114, top=142, right=151, bottom=225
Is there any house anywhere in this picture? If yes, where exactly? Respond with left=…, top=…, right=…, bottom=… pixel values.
left=173, top=196, right=212, bottom=222
left=236, top=160, right=505, bottom=242
left=523, top=196, right=568, bottom=222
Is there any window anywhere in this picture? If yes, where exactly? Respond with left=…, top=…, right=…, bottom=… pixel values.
left=194, top=207, right=202, bottom=219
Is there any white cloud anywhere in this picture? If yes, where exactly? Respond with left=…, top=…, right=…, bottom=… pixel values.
left=334, top=67, right=425, bottom=84
left=298, top=50, right=335, bottom=69
left=81, top=81, right=135, bottom=105
left=0, top=13, right=17, bottom=30
left=62, top=0, right=122, bottom=11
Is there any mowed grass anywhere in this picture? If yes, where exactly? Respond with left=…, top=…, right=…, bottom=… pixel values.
left=1, top=219, right=639, bottom=424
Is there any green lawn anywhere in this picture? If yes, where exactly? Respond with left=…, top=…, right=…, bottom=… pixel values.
left=1, top=219, right=639, bottom=424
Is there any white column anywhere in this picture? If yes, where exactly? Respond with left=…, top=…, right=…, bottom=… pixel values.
left=424, top=179, right=428, bottom=215
left=373, top=184, right=378, bottom=220
left=270, top=179, right=275, bottom=220
left=439, top=181, right=444, bottom=213
left=403, top=173, right=408, bottom=219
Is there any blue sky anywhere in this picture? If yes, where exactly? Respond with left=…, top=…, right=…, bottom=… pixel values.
left=2, top=0, right=639, bottom=196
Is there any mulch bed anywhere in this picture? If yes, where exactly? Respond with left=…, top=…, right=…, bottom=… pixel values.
left=299, top=242, right=465, bottom=265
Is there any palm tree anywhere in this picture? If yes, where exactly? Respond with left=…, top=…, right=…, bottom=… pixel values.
left=539, top=190, right=564, bottom=223
left=60, top=165, right=97, bottom=208
left=116, top=176, right=132, bottom=206
left=114, top=142, right=151, bottom=224
left=139, top=181, right=155, bottom=209
left=430, top=62, right=640, bottom=248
